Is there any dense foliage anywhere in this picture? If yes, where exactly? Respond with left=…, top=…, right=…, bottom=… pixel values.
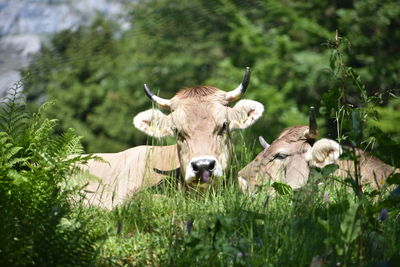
left=23, top=0, right=399, bottom=155
left=0, top=84, right=99, bottom=266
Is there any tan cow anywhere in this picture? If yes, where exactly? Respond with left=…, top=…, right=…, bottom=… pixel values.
left=238, top=107, right=398, bottom=192
left=76, top=145, right=179, bottom=209
left=133, top=67, right=264, bottom=188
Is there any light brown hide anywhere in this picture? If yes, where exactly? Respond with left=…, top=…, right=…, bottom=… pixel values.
left=170, top=87, right=233, bottom=177
left=239, top=126, right=398, bottom=192
left=337, top=149, right=396, bottom=188
left=79, top=145, right=179, bottom=209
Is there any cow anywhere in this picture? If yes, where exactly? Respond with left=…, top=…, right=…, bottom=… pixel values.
left=238, top=107, right=399, bottom=192
left=75, top=144, right=179, bottom=209
left=133, top=67, right=264, bottom=188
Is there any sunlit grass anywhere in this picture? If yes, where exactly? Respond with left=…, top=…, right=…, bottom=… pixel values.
left=79, top=160, right=399, bottom=266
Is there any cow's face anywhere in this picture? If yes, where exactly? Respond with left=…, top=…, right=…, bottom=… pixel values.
left=238, top=109, right=342, bottom=192
left=134, top=68, right=264, bottom=188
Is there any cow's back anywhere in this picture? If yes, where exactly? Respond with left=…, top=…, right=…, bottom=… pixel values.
left=338, top=149, right=398, bottom=188
left=80, top=145, right=179, bottom=209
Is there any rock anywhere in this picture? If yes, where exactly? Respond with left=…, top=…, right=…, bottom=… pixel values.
left=0, top=34, right=42, bottom=57
left=0, top=0, right=128, bottom=97
left=0, top=70, right=21, bottom=98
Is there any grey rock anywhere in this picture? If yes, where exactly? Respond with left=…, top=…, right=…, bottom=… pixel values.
left=0, top=0, right=129, bottom=98
left=0, top=70, right=21, bottom=98
left=0, top=34, right=42, bottom=58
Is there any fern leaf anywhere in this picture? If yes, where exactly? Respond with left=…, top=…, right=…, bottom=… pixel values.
left=8, top=169, right=28, bottom=185
left=27, top=118, right=57, bottom=150
left=0, top=81, right=29, bottom=139
left=7, top=157, right=29, bottom=168
left=56, top=128, right=84, bottom=156
left=3, top=147, right=23, bottom=161
left=0, top=132, right=8, bottom=145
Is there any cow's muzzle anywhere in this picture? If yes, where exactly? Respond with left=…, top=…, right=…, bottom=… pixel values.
left=185, top=156, right=223, bottom=186
left=192, top=158, right=215, bottom=182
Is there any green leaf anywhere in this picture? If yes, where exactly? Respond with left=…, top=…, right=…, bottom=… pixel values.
left=330, top=49, right=337, bottom=72
left=8, top=169, right=28, bottom=185
left=309, top=168, right=323, bottom=182
left=272, top=182, right=293, bottom=196
left=7, top=157, right=29, bottom=168
left=340, top=203, right=361, bottom=245
left=321, top=164, right=339, bottom=176
left=387, top=173, right=400, bottom=185
left=4, top=146, right=22, bottom=161
left=317, top=217, right=330, bottom=232
left=344, top=177, right=360, bottom=195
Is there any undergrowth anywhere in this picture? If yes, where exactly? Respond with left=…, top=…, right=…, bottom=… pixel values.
left=0, top=83, right=100, bottom=266
left=91, top=172, right=399, bottom=266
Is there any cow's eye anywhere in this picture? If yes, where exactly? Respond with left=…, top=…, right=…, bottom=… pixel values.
left=219, top=122, right=228, bottom=135
left=275, top=153, right=289, bottom=160
left=173, top=127, right=178, bottom=135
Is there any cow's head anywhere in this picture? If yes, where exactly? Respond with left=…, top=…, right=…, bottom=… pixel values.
left=134, top=68, right=264, bottom=188
left=238, top=107, right=342, bottom=191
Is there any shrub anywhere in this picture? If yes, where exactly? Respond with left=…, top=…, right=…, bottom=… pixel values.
left=0, top=83, right=100, bottom=266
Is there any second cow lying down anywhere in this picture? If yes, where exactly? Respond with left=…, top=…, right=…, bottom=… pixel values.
left=238, top=107, right=398, bottom=192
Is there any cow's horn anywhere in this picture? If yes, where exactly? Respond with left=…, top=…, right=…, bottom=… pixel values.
left=144, top=84, right=172, bottom=110
left=225, top=67, right=250, bottom=102
left=305, top=106, right=318, bottom=140
left=259, top=136, right=270, bottom=149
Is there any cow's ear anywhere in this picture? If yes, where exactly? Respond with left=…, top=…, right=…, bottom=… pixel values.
left=228, top=100, right=264, bottom=130
left=308, top=138, right=342, bottom=168
left=133, top=109, right=174, bottom=138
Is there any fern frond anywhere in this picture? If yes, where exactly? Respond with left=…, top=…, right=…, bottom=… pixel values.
left=83, top=154, right=108, bottom=164
left=56, top=128, right=84, bottom=157
left=0, top=132, right=8, bottom=145
left=28, top=118, right=58, bottom=148
left=35, top=101, right=56, bottom=118
left=0, top=132, right=28, bottom=170
left=0, top=81, right=29, bottom=141
left=7, top=156, right=29, bottom=168
left=3, top=147, right=23, bottom=161
left=7, top=169, right=28, bottom=185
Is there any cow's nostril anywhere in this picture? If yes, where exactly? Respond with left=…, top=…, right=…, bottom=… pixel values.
left=191, top=162, right=199, bottom=172
left=209, top=160, right=215, bottom=170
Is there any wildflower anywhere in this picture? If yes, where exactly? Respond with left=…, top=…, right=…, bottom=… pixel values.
left=50, top=207, right=59, bottom=217
left=390, top=185, right=400, bottom=197
left=117, top=221, right=122, bottom=234
left=379, top=208, right=388, bottom=221
left=186, top=219, right=193, bottom=234
left=263, top=195, right=270, bottom=208
left=323, top=192, right=330, bottom=202
left=236, top=252, right=244, bottom=258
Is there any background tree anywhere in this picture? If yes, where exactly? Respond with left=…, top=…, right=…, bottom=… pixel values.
left=23, top=0, right=400, bottom=160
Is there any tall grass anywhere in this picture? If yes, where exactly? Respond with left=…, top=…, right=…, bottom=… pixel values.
left=90, top=169, right=399, bottom=266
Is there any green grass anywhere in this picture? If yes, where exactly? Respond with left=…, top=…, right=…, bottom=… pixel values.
left=79, top=173, right=399, bottom=266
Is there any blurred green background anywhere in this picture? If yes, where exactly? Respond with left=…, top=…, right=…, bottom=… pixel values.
left=22, top=0, right=399, bottom=155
